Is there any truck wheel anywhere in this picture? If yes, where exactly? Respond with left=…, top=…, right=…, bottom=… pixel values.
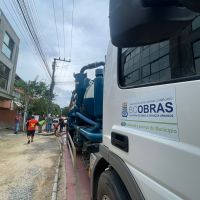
left=97, top=169, right=131, bottom=200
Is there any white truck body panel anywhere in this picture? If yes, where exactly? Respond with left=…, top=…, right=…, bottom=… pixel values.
left=103, top=44, right=200, bottom=199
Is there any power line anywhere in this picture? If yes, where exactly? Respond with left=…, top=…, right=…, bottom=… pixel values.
left=11, top=0, right=50, bottom=79
left=16, top=0, right=51, bottom=77
left=24, top=0, right=50, bottom=68
left=16, top=0, right=50, bottom=76
left=26, top=0, right=37, bottom=34
left=29, top=0, right=51, bottom=68
left=20, top=0, right=50, bottom=75
left=69, top=0, right=75, bottom=60
left=62, top=0, right=66, bottom=59
left=1, top=0, right=28, bottom=46
left=55, top=64, right=69, bottom=82
left=28, top=0, right=41, bottom=36
left=48, top=57, right=70, bottom=114
left=31, top=0, right=40, bottom=24
left=57, top=0, right=72, bottom=80
left=11, top=0, right=49, bottom=75
left=52, top=0, right=61, bottom=58
left=56, top=0, right=66, bottom=81
left=1, top=0, right=51, bottom=79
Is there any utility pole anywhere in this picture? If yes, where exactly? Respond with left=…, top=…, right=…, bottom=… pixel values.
left=48, top=58, right=70, bottom=115
left=23, top=76, right=39, bottom=131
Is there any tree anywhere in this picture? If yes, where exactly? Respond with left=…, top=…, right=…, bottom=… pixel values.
left=15, top=80, right=56, bottom=129
left=15, top=79, right=50, bottom=99
left=51, top=103, right=61, bottom=116
left=62, top=106, right=69, bottom=116
left=31, top=98, right=48, bottom=115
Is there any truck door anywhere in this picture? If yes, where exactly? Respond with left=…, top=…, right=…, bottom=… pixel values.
left=103, top=17, right=200, bottom=199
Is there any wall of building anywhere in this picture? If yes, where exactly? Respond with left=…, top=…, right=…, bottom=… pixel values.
left=0, top=109, right=16, bottom=129
left=0, top=9, right=20, bottom=100
left=0, top=100, right=11, bottom=109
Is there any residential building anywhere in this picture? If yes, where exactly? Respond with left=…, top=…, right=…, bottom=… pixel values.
left=0, top=9, right=20, bottom=108
left=0, top=9, right=20, bottom=129
left=12, top=74, right=24, bottom=110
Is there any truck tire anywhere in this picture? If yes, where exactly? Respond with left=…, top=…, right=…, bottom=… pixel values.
left=97, top=169, right=131, bottom=200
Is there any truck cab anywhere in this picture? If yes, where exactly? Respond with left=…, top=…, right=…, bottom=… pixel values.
left=90, top=3, right=200, bottom=199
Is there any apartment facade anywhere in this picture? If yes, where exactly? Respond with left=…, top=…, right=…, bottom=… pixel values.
left=0, top=9, right=20, bottom=106
left=0, top=9, right=20, bottom=129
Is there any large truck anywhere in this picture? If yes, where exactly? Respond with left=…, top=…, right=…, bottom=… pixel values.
left=67, top=1, right=200, bottom=199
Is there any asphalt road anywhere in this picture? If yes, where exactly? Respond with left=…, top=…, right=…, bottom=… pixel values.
left=0, top=130, right=62, bottom=200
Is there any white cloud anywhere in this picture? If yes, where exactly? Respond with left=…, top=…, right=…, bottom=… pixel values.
left=0, top=0, right=110, bottom=106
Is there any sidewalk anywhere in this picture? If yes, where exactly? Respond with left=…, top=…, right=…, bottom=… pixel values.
left=61, top=135, right=91, bottom=200
left=37, top=131, right=55, bottom=136
left=0, top=128, right=23, bottom=136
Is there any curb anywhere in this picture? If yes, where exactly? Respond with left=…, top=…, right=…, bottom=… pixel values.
left=37, top=132, right=55, bottom=136
left=51, top=139, right=63, bottom=200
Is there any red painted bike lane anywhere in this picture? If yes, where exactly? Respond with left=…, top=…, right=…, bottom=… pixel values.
left=63, top=143, right=90, bottom=200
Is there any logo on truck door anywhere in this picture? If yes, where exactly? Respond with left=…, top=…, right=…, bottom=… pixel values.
left=121, top=88, right=179, bottom=141
left=121, top=102, right=128, bottom=117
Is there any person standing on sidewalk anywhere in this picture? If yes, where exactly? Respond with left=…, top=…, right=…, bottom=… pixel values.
left=38, top=115, right=46, bottom=133
left=14, top=114, right=20, bottom=134
left=46, top=114, right=52, bottom=133
left=59, top=116, right=64, bottom=133
left=26, top=116, right=38, bottom=144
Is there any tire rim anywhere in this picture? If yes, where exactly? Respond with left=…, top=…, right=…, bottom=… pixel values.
left=102, top=195, right=111, bottom=200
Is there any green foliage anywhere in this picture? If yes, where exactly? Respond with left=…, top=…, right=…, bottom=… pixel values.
left=62, top=106, right=69, bottom=116
left=51, top=103, right=61, bottom=116
left=15, top=79, right=59, bottom=115
left=15, top=80, right=51, bottom=99
left=31, top=98, right=48, bottom=115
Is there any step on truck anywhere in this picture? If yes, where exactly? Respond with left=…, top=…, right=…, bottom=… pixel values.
left=66, top=1, right=200, bottom=199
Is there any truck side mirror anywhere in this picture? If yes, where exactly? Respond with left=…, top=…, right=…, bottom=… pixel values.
left=109, top=0, right=197, bottom=47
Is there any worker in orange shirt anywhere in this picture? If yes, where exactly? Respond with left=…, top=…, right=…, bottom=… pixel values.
left=26, top=116, right=38, bottom=144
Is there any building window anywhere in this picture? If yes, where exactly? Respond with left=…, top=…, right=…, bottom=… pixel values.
left=193, top=40, right=200, bottom=73
left=192, top=16, right=200, bottom=31
left=0, top=61, right=10, bottom=90
left=2, top=32, right=14, bottom=60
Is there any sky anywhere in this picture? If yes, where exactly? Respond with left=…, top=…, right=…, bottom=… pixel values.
left=0, top=0, right=110, bottom=107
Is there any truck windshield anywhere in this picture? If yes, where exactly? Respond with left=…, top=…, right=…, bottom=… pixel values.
left=119, top=16, right=200, bottom=87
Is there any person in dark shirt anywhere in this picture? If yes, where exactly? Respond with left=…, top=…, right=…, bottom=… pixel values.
left=59, top=117, right=64, bottom=132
